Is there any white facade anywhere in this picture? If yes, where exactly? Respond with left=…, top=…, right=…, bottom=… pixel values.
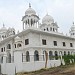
left=0, top=3, right=75, bottom=75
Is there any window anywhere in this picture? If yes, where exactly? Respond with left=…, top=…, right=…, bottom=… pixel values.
left=42, top=39, right=46, bottom=45
left=68, top=51, right=70, bottom=55
left=70, top=43, right=73, bottom=47
left=64, top=51, right=66, bottom=55
left=25, top=39, right=29, bottom=45
left=62, top=42, right=66, bottom=46
left=1, top=48, right=3, bottom=52
left=7, top=44, right=11, bottom=49
left=22, top=53, right=23, bottom=62
left=13, top=31, right=15, bottom=35
left=34, top=50, right=39, bottom=61
left=1, top=56, right=3, bottom=63
left=14, top=44, right=16, bottom=48
left=73, top=33, right=74, bottom=35
left=50, top=27, right=52, bottom=31
left=53, top=41, right=57, bottom=46
left=49, top=51, right=53, bottom=60
left=7, top=53, right=11, bottom=63
left=17, top=43, right=22, bottom=48
left=4, top=47, right=5, bottom=51
left=55, top=51, right=58, bottom=60
left=53, top=28, right=54, bottom=31
left=26, top=51, right=30, bottom=62
left=31, top=19, right=33, bottom=26
left=47, top=28, right=48, bottom=31
left=44, top=29, right=45, bottom=31
left=28, top=19, right=29, bottom=24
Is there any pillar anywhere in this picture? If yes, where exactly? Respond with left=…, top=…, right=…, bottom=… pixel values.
left=23, top=22, right=24, bottom=30
left=3, top=52, right=7, bottom=63
left=11, top=40, right=14, bottom=63
left=29, top=49, right=34, bottom=62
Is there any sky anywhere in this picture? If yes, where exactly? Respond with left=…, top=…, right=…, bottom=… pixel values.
left=0, top=0, right=74, bottom=35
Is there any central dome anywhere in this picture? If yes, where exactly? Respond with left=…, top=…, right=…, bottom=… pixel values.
left=42, top=14, right=54, bottom=24
left=25, top=3, right=36, bottom=15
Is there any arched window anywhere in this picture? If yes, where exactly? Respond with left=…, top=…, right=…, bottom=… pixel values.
left=26, top=51, right=30, bottom=62
left=17, top=43, right=22, bottom=48
left=68, top=51, right=70, bottom=55
left=31, top=19, right=33, bottom=26
left=53, top=28, right=55, bottom=31
left=7, top=44, right=11, bottom=49
left=50, top=27, right=52, bottom=31
left=47, top=28, right=48, bottom=31
left=28, top=19, right=29, bottom=24
left=26, top=20, right=27, bottom=25
left=1, top=56, right=3, bottom=63
left=64, top=51, right=66, bottom=55
left=13, top=31, right=15, bottom=35
left=71, top=51, right=73, bottom=55
left=49, top=51, right=53, bottom=60
left=55, top=51, right=58, bottom=60
left=8, top=53, right=11, bottom=63
left=34, top=20, right=35, bottom=23
left=34, top=50, right=39, bottom=61
left=14, top=44, right=16, bottom=48
left=44, top=29, right=45, bottom=31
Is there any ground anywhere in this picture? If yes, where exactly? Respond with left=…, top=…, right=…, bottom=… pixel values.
left=17, top=63, right=75, bottom=75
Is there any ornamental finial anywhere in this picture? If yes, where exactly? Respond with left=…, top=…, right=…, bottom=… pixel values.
left=73, top=21, right=74, bottom=25
left=3, top=23, right=5, bottom=27
left=29, top=3, right=31, bottom=8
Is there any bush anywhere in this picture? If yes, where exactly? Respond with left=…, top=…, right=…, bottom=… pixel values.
left=63, top=55, right=75, bottom=65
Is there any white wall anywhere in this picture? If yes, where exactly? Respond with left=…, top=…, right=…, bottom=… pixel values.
left=1, top=60, right=61, bottom=75
left=1, top=63, right=15, bottom=75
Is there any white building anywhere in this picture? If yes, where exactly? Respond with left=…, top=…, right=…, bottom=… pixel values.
left=0, top=3, right=75, bottom=75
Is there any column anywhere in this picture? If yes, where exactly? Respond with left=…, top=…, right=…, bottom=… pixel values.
left=11, top=40, right=14, bottom=63
left=23, top=22, right=24, bottom=30
left=29, top=49, right=34, bottom=62
left=3, top=52, right=7, bottom=63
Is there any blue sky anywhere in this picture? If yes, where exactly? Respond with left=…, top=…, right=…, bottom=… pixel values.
left=0, top=0, right=74, bottom=34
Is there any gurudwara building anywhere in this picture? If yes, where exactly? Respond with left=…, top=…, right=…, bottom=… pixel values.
left=0, top=4, right=75, bottom=75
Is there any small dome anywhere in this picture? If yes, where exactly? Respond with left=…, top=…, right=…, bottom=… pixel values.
left=71, top=22, right=75, bottom=31
left=71, top=24, right=75, bottom=31
left=42, top=14, right=54, bottom=24
left=0, top=24, right=7, bottom=32
left=15, top=36, right=21, bottom=42
left=25, top=3, right=36, bottom=15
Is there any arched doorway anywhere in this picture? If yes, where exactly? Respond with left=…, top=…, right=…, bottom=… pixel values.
left=7, top=53, right=11, bottom=63
left=26, top=51, right=30, bottom=62
left=34, top=50, right=39, bottom=61
left=64, top=51, right=66, bottom=55
left=49, top=51, right=53, bottom=60
left=55, top=51, right=58, bottom=60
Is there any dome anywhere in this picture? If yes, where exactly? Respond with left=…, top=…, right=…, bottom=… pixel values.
left=0, top=24, right=7, bottom=32
left=71, top=23, right=75, bottom=31
left=42, top=14, right=54, bottom=24
left=25, top=3, right=36, bottom=15
left=15, top=36, right=21, bottom=42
